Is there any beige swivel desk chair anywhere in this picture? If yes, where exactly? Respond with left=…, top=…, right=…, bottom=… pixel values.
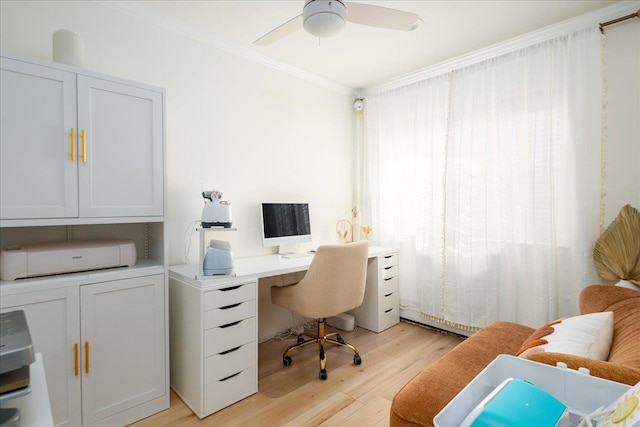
left=271, top=240, right=369, bottom=380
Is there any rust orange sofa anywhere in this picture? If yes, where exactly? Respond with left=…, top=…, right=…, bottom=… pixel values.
left=389, top=285, right=640, bottom=427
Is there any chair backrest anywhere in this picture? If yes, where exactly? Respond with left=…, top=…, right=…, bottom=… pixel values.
left=288, top=241, right=369, bottom=319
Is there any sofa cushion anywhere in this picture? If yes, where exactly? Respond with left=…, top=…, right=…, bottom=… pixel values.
left=524, top=352, right=640, bottom=386
left=524, top=285, right=640, bottom=385
left=579, top=285, right=640, bottom=369
left=389, top=321, right=534, bottom=427
left=516, top=312, right=613, bottom=360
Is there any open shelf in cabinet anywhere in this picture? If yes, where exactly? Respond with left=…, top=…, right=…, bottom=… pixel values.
left=0, top=222, right=167, bottom=285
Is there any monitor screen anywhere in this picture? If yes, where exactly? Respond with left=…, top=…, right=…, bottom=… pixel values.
left=261, top=203, right=312, bottom=247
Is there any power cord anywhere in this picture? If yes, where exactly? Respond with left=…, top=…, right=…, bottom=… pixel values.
left=273, top=312, right=317, bottom=341
left=183, top=219, right=201, bottom=264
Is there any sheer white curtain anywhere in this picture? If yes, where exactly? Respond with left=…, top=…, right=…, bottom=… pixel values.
left=363, top=28, right=602, bottom=332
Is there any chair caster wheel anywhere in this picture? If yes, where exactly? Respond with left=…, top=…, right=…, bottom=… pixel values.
left=283, top=356, right=292, bottom=366
left=296, top=335, right=305, bottom=344
left=353, top=354, right=362, bottom=365
left=319, top=369, right=327, bottom=380
left=336, top=334, right=345, bottom=344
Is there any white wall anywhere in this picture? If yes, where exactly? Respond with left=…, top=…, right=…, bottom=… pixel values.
left=602, top=21, right=640, bottom=226
left=0, top=1, right=357, bottom=265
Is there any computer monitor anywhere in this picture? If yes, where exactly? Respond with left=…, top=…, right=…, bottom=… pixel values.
left=261, top=203, right=312, bottom=248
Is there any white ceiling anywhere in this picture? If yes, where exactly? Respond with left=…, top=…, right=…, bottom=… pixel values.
left=107, top=0, right=618, bottom=90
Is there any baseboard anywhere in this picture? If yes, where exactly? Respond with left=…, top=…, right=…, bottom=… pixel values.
left=400, top=317, right=469, bottom=339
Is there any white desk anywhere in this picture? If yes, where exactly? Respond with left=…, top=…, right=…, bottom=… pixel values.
left=169, top=246, right=396, bottom=284
left=168, top=246, right=399, bottom=418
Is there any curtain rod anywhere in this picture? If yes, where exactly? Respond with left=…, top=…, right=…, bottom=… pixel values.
left=599, top=9, right=640, bottom=33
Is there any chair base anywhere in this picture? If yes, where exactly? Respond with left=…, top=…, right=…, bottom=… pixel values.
left=282, top=318, right=362, bottom=380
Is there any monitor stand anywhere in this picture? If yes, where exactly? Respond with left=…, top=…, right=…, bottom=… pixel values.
left=278, top=244, right=313, bottom=259
left=281, top=252, right=313, bottom=259
left=278, top=244, right=298, bottom=255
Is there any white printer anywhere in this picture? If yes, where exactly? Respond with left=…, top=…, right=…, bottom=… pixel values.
left=0, top=239, right=137, bottom=281
left=202, top=240, right=234, bottom=275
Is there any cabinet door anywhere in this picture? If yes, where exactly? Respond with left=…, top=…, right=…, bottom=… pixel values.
left=0, top=57, right=78, bottom=219
left=77, top=76, right=164, bottom=218
left=0, top=287, right=82, bottom=427
left=80, top=274, right=166, bottom=425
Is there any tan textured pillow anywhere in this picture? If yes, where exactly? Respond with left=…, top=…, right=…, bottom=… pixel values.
left=516, top=312, right=614, bottom=360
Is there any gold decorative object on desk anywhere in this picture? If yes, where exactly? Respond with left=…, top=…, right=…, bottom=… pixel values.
left=336, top=219, right=352, bottom=243
left=351, top=207, right=361, bottom=241
left=362, top=225, right=372, bottom=244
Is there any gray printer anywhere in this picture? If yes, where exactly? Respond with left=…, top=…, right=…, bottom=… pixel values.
left=0, top=310, right=35, bottom=426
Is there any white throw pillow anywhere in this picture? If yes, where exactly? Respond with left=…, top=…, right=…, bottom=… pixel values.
left=616, top=280, right=640, bottom=291
left=516, top=311, right=614, bottom=360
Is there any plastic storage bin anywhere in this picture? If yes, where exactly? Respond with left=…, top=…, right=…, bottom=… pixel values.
left=434, top=354, right=631, bottom=427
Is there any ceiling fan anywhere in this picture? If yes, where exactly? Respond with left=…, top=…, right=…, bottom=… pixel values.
left=254, top=0, right=421, bottom=46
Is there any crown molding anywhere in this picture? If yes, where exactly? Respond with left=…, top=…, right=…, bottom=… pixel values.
left=94, top=1, right=355, bottom=96
left=359, top=1, right=640, bottom=96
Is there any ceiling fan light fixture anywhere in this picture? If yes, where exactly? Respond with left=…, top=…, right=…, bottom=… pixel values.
left=303, top=0, right=346, bottom=38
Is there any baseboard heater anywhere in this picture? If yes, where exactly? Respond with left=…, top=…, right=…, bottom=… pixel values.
left=0, top=239, right=137, bottom=281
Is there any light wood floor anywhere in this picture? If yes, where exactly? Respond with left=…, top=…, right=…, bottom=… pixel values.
left=131, top=321, right=463, bottom=427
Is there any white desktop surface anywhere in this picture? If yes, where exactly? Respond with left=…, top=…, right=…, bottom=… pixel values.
left=169, top=246, right=396, bottom=287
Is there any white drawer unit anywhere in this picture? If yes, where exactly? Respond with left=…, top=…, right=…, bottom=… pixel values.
left=349, top=251, right=400, bottom=333
left=169, top=278, right=258, bottom=419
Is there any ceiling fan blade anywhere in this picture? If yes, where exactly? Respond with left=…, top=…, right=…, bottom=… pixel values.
left=254, top=14, right=303, bottom=46
left=345, top=2, right=420, bottom=31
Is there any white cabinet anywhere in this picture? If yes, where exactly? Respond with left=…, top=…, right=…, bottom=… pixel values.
left=76, top=76, right=163, bottom=218
left=0, top=287, right=81, bottom=427
left=80, top=275, right=166, bottom=426
left=0, top=57, right=78, bottom=219
left=0, top=52, right=168, bottom=427
left=169, top=277, right=258, bottom=419
left=0, top=274, right=166, bottom=427
left=349, top=252, right=400, bottom=333
left=0, top=55, right=164, bottom=221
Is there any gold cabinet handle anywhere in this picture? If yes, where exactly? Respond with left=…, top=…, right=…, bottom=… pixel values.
left=84, top=341, right=90, bottom=375
left=70, top=128, right=76, bottom=161
left=74, top=343, right=79, bottom=377
left=81, top=130, right=87, bottom=163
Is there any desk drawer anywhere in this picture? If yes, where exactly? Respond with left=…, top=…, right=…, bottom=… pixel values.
left=381, top=265, right=399, bottom=280
left=204, top=300, right=256, bottom=329
left=205, top=342, right=256, bottom=384
left=380, top=291, right=399, bottom=313
left=379, top=276, right=399, bottom=296
left=204, top=366, right=257, bottom=416
left=379, top=253, right=399, bottom=269
left=204, top=317, right=256, bottom=356
left=204, top=282, right=256, bottom=310
left=378, top=305, right=399, bottom=331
